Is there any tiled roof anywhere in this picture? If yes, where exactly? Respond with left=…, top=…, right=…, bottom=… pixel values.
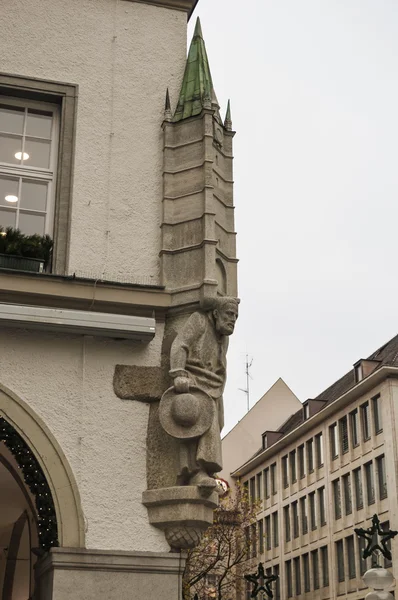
left=275, top=332, right=398, bottom=439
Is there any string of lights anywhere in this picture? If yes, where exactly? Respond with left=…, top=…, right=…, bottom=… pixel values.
left=0, top=417, right=59, bottom=550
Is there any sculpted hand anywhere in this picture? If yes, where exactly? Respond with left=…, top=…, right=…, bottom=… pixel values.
left=174, top=377, right=190, bottom=393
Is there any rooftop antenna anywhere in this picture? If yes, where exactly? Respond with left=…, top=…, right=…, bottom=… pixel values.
left=239, top=354, right=253, bottom=412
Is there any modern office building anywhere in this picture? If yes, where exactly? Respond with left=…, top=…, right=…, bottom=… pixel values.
left=230, top=334, right=398, bottom=600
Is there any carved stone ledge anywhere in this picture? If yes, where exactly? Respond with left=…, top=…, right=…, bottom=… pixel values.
left=142, top=486, right=218, bottom=550
left=113, top=365, right=168, bottom=402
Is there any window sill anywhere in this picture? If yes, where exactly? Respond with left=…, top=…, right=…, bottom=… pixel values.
left=0, top=269, right=170, bottom=317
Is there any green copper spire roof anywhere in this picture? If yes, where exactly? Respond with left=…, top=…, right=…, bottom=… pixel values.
left=172, top=18, right=214, bottom=122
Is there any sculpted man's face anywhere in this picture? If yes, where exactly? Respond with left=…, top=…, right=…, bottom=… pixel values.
left=213, top=304, right=239, bottom=336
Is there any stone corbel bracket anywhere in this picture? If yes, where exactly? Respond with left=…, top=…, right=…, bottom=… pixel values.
left=142, top=486, right=218, bottom=550
left=113, top=365, right=167, bottom=402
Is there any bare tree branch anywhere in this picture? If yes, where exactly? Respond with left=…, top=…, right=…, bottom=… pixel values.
left=183, top=481, right=261, bottom=599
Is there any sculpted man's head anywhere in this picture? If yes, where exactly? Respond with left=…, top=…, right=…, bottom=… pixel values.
left=212, top=297, right=240, bottom=336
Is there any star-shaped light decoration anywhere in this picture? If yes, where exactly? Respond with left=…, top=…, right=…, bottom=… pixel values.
left=244, top=562, right=278, bottom=598
left=354, top=514, right=398, bottom=563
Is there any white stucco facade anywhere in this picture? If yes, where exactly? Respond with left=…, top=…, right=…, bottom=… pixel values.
left=0, top=2, right=239, bottom=596
left=0, top=0, right=187, bottom=283
left=0, top=0, right=195, bottom=557
left=0, top=325, right=169, bottom=552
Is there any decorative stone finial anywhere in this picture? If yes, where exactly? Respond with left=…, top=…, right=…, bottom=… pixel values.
left=164, top=88, right=172, bottom=121
left=224, top=99, right=232, bottom=131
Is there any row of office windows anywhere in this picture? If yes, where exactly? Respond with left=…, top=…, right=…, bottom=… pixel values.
left=329, top=395, right=382, bottom=460
left=246, top=434, right=324, bottom=503
left=335, top=524, right=392, bottom=586
left=247, top=463, right=277, bottom=503
left=247, top=512, right=280, bottom=557
left=284, top=486, right=326, bottom=541
left=245, top=566, right=280, bottom=600
left=285, top=527, right=391, bottom=599
left=247, top=486, right=328, bottom=558
left=282, top=433, right=324, bottom=488
left=285, top=546, right=329, bottom=597
left=332, top=455, right=387, bottom=519
left=245, top=395, right=383, bottom=507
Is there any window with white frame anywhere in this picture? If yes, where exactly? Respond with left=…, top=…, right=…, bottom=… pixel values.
left=0, top=98, right=59, bottom=237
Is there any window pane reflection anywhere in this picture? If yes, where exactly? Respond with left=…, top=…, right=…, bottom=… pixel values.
left=18, top=212, right=45, bottom=235
left=20, top=180, right=47, bottom=211
left=24, top=138, right=51, bottom=168
left=0, top=134, right=23, bottom=165
left=0, top=209, right=16, bottom=228
left=0, top=176, right=19, bottom=207
left=26, top=110, right=52, bottom=139
left=0, top=105, right=24, bottom=135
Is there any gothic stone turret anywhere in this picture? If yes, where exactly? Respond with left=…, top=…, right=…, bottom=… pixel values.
left=115, top=19, right=238, bottom=552
left=161, top=18, right=237, bottom=308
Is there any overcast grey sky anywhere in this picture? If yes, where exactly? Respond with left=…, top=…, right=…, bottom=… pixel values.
left=188, top=1, right=398, bottom=434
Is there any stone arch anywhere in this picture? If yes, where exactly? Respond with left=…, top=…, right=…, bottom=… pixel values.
left=0, top=384, right=85, bottom=548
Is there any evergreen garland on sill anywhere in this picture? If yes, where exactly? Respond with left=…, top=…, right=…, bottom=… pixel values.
left=0, top=417, right=59, bottom=551
left=0, top=227, right=53, bottom=267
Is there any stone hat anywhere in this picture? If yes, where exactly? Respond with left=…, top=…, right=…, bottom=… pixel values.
left=159, top=386, right=214, bottom=440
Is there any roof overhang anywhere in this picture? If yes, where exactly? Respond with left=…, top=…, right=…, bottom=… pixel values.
left=124, top=0, right=198, bottom=18
left=232, top=365, right=398, bottom=478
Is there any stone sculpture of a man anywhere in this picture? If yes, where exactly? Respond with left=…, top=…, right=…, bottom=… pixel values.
left=161, top=297, right=239, bottom=489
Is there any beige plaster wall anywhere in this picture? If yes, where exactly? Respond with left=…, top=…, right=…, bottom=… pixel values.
left=0, top=327, right=169, bottom=553
left=221, top=378, right=302, bottom=485
left=0, top=0, right=187, bottom=283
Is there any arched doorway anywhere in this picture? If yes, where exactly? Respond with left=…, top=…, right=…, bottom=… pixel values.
left=0, top=384, right=85, bottom=599
left=0, top=418, right=58, bottom=599
left=0, top=384, right=85, bottom=549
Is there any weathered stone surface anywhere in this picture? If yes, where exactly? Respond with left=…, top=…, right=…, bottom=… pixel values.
left=35, top=548, right=185, bottom=600
left=143, top=486, right=218, bottom=550
left=159, top=386, right=214, bottom=439
left=147, top=401, right=180, bottom=490
left=162, top=297, right=239, bottom=488
left=113, top=365, right=167, bottom=402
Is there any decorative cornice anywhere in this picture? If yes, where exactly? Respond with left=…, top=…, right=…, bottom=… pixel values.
left=35, top=548, right=184, bottom=577
left=124, top=0, right=198, bottom=18
left=0, top=272, right=170, bottom=316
